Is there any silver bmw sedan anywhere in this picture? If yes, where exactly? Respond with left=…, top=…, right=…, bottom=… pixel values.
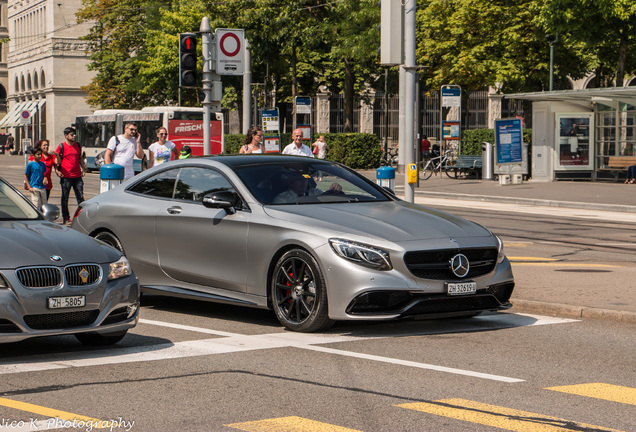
left=72, top=155, right=514, bottom=332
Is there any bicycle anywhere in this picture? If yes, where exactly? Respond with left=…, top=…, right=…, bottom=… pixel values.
left=381, top=146, right=399, bottom=168
left=418, top=150, right=459, bottom=180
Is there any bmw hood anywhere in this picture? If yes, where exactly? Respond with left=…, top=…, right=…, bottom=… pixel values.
left=0, top=221, right=121, bottom=268
left=263, top=201, right=494, bottom=242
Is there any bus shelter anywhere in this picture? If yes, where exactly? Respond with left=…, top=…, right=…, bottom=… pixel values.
left=505, top=88, right=636, bottom=182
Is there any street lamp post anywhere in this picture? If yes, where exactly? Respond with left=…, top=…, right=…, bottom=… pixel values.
left=546, top=34, right=557, bottom=91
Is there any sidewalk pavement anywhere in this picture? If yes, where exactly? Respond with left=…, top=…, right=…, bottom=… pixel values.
left=2, top=152, right=635, bottom=324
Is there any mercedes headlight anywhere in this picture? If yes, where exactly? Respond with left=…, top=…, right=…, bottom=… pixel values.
left=496, top=235, right=506, bottom=263
left=329, top=239, right=392, bottom=270
left=108, top=256, right=132, bottom=280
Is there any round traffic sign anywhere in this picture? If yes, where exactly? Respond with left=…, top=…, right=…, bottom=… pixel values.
left=219, top=33, right=241, bottom=57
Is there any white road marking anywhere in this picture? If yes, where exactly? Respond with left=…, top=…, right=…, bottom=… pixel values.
left=0, top=314, right=576, bottom=381
left=415, top=196, right=636, bottom=223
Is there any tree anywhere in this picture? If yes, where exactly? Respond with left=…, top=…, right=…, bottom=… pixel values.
left=416, top=0, right=589, bottom=93
left=540, top=0, right=636, bottom=86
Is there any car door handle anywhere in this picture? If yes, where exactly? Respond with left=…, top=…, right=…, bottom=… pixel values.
left=167, top=207, right=182, bottom=215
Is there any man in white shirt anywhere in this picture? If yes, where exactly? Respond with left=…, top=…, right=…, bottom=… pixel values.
left=282, top=129, right=314, bottom=157
left=104, top=123, right=145, bottom=180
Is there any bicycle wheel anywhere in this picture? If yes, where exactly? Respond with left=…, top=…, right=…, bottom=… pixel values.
left=419, top=161, right=433, bottom=180
left=444, top=161, right=460, bottom=179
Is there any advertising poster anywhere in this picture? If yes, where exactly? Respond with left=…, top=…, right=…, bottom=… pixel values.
left=556, top=115, right=592, bottom=170
left=167, top=119, right=223, bottom=155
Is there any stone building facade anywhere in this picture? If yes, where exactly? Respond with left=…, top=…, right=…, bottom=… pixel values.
left=1, top=0, right=95, bottom=150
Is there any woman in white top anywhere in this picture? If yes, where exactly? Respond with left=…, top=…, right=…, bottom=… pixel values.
left=148, top=126, right=179, bottom=168
left=240, top=126, right=264, bottom=154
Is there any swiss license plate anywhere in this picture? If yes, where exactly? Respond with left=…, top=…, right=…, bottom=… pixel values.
left=446, top=282, right=477, bottom=296
left=48, top=295, right=86, bottom=309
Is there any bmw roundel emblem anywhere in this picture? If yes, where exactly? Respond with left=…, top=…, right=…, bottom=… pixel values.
left=50, top=255, right=62, bottom=262
left=450, top=254, right=470, bottom=278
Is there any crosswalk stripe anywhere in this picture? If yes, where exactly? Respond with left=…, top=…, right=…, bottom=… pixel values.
left=546, top=383, right=636, bottom=406
left=398, top=398, right=624, bottom=432
left=225, top=416, right=363, bottom=432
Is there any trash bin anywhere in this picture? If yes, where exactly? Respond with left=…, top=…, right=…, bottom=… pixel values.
left=481, top=142, right=494, bottom=180
left=376, top=166, right=395, bottom=191
left=100, top=164, right=124, bottom=193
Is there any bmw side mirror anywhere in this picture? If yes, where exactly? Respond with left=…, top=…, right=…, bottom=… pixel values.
left=202, top=191, right=239, bottom=215
left=41, top=203, right=60, bottom=221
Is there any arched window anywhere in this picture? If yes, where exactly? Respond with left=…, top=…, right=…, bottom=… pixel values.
left=41, top=70, right=46, bottom=88
left=14, top=76, right=19, bottom=93
left=20, top=75, right=25, bottom=93
left=27, top=73, right=32, bottom=91
left=33, top=71, right=39, bottom=89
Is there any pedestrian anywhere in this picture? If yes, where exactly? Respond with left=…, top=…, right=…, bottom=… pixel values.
left=179, top=145, right=192, bottom=159
left=6, top=134, right=14, bottom=155
left=148, top=126, right=178, bottom=168
left=421, top=135, right=431, bottom=161
left=312, top=135, right=329, bottom=159
left=104, top=122, right=144, bottom=181
left=240, top=126, right=264, bottom=154
left=282, top=129, right=314, bottom=157
left=55, top=127, right=85, bottom=225
left=24, top=147, right=48, bottom=210
left=29, top=139, right=56, bottom=200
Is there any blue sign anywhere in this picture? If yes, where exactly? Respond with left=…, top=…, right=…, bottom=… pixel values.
left=495, top=118, right=523, bottom=164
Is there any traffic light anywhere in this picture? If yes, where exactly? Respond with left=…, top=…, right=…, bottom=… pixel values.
left=179, top=33, right=197, bottom=87
left=378, top=0, right=403, bottom=65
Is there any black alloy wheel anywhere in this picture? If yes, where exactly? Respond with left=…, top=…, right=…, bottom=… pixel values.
left=271, top=249, right=333, bottom=332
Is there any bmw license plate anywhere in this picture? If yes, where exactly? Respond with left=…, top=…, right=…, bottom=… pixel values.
left=446, top=282, right=476, bottom=296
left=48, top=295, right=86, bottom=309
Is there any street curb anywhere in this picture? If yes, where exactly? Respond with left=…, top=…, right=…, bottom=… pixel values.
left=510, top=299, right=636, bottom=324
left=412, top=191, right=636, bottom=214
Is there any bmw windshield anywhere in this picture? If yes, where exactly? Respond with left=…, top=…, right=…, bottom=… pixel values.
left=0, top=179, right=41, bottom=220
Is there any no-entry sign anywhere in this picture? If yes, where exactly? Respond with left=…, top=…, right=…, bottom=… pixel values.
left=215, top=29, right=244, bottom=76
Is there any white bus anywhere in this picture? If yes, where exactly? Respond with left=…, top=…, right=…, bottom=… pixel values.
left=74, top=107, right=224, bottom=173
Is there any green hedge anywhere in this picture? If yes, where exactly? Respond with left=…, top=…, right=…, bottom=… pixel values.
left=461, top=128, right=532, bottom=155
left=222, top=132, right=382, bottom=169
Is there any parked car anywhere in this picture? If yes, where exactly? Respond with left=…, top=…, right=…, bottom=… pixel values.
left=72, top=155, right=514, bottom=332
left=0, top=177, right=139, bottom=345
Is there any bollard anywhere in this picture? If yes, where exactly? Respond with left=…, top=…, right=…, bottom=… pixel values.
left=99, top=164, right=124, bottom=193
left=376, top=166, right=396, bottom=191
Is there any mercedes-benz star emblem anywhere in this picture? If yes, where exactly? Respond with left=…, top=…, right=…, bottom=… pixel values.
left=50, top=255, right=62, bottom=262
left=450, top=254, right=470, bottom=278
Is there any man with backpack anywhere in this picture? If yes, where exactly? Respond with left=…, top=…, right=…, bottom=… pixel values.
left=55, top=127, right=85, bottom=225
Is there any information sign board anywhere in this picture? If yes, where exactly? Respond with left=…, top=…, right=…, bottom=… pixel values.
left=261, top=108, right=281, bottom=153
left=495, top=118, right=523, bottom=164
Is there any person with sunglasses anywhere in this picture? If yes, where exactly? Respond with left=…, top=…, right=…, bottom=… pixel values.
left=148, top=126, right=179, bottom=168
left=104, top=122, right=144, bottom=181
left=55, top=127, right=85, bottom=225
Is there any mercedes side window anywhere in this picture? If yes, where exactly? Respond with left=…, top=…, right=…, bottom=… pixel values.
left=173, top=167, right=237, bottom=203
left=128, top=169, right=178, bottom=198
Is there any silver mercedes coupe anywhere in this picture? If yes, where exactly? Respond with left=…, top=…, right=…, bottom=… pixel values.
left=0, top=177, right=139, bottom=345
left=72, top=155, right=514, bottom=332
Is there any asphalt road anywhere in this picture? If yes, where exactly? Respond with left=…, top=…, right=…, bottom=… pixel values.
left=1, top=304, right=635, bottom=431
left=2, top=155, right=635, bottom=431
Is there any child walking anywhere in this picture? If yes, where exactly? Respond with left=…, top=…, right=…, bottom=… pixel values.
left=24, top=148, right=48, bottom=210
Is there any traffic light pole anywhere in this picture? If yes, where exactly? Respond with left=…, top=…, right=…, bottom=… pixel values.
left=200, top=17, right=223, bottom=154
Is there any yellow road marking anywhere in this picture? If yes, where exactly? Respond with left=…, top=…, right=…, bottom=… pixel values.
left=398, top=398, right=624, bottom=432
left=0, top=397, right=106, bottom=427
left=546, top=383, right=636, bottom=406
left=508, top=257, right=558, bottom=261
left=226, top=416, right=364, bottom=432
left=511, top=262, right=621, bottom=268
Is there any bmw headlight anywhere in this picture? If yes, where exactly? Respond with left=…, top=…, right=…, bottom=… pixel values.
left=108, top=256, right=132, bottom=280
left=329, top=239, right=392, bottom=270
left=496, top=235, right=506, bottom=263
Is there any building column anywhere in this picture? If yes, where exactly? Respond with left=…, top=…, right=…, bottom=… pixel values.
left=315, top=87, right=330, bottom=134
left=488, top=91, right=503, bottom=129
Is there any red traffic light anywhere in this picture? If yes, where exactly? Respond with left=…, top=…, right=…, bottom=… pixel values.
left=179, top=33, right=197, bottom=87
